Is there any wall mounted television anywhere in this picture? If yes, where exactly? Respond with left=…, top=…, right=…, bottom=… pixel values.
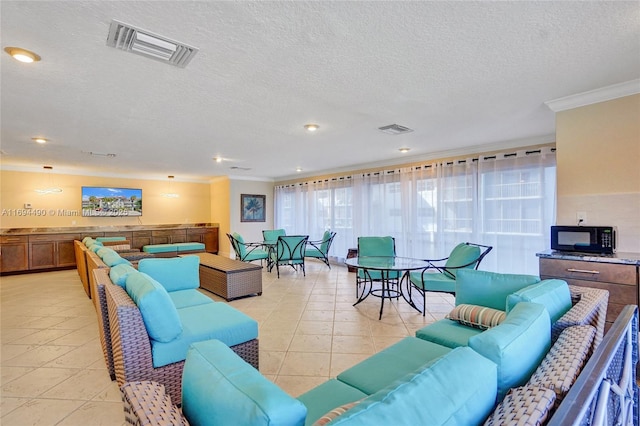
left=81, top=187, right=142, bottom=217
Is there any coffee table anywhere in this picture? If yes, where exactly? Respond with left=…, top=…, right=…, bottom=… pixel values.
left=184, top=253, right=263, bottom=301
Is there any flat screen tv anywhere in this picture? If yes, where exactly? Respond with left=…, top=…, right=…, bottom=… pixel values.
left=81, top=187, right=142, bottom=217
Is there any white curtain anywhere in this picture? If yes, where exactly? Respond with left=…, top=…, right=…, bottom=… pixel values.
left=274, top=147, right=556, bottom=275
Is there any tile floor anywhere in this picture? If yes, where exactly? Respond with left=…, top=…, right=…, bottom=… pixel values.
left=1, top=260, right=454, bottom=425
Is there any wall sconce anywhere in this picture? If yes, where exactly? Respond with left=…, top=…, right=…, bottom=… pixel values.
left=35, top=166, right=63, bottom=194
left=161, top=175, right=179, bottom=198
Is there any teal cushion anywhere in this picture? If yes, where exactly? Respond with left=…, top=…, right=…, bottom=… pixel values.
left=169, top=289, right=214, bottom=309
left=89, top=242, right=103, bottom=252
left=138, top=256, right=200, bottom=292
left=101, top=250, right=131, bottom=267
left=409, top=271, right=455, bottom=292
left=174, top=242, right=205, bottom=252
left=182, top=340, right=307, bottom=426
left=298, top=379, right=368, bottom=426
left=415, top=319, right=483, bottom=348
left=96, top=236, right=127, bottom=242
left=82, top=237, right=93, bottom=245
left=469, top=302, right=551, bottom=401
left=506, top=279, right=572, bottom=323
left=233, top=232, right=247, bottom=257
left=337, top=337, right=451, bottom=395
left=142, top=244, right=178, bottom=254
left=329, top=347, right=497, bottom=426
left=96, top=246, right=116, bottom=258
left=455, top=269, right=541, bottom=310
left=151, top=302, right=258, bottom=367
left=444, top=243, right=481, bottom=278
left=109, top=263, right=137, bottom=287
left=125, top=272, right=182, bottom=343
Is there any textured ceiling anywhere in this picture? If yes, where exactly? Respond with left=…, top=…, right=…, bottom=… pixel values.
left=1, top=1, right=639, bottom=182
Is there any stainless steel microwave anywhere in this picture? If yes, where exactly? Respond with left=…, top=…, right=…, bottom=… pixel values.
left=551, top=226, right=616, bottom=254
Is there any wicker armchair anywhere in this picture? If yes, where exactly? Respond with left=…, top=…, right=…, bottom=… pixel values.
left=105, top=281, right=259, bottom=403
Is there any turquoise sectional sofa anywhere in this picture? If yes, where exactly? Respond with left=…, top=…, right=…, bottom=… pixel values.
left=120, top=269, right=610, bottom=425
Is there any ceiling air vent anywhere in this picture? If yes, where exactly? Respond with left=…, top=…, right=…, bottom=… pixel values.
left=378, top=124, right=414, bottom=135
left=106, top=20, right=199, bottom=68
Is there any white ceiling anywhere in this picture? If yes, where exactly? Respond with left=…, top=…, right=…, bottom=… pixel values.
left=1, top=1, right=639, bottom=182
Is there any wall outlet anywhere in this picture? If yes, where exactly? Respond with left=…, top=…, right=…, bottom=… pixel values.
left=577, top=211, right=587, bottom=225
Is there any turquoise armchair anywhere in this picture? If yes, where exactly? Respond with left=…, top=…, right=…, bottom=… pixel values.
left=270, top=235, right=309, bottom=278
left=305, top=231, right=336, bottom=269
left=227, top=232, right=269, bottom=264
left=407, top=242, right=493, bottom=315
left=262, top=229, right=286, bottom=244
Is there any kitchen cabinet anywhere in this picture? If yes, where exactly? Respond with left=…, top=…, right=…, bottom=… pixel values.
left=0, top=235, right=29, bottom=273
left=187, top=227, right=219, bottom=253
left=151, top=229, right=187, bottom=245
left=131, top=231, right=152, bottom=250
left=539, top=253, right=639, bottom=331
left=29, top=233, right=81, bottom=270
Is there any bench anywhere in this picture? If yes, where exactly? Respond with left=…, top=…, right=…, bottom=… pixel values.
left=142, top=242, right=205, bottom=257
left=183, top=253, right=262, bottom=301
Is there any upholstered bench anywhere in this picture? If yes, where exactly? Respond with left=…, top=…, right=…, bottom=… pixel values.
left=173, top=242, right=206, bottom=253
left=143, top=243, right=205, bottom=257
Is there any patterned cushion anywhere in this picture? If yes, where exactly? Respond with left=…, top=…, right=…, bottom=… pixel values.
left=485, top=385, right=556, bottom=426
left=446, top=304, right=506, bottom=330
left=312, top=401, right=361, bottom=426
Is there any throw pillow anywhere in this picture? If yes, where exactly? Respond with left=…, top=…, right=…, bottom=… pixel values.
left=313, top=401, right=361, bottom=426
left=446, top=304, right=506, bottom=330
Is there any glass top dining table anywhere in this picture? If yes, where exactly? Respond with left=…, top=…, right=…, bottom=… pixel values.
left=345, top=256, right=430, bottom=319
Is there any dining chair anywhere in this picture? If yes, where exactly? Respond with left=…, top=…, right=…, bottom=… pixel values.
left=305, top=230, right=336, bottom=269
left=226, top=233, right=269, bottom=264
left=262, top=229, right=286, bottom=244
left=270, top=235, right=309, bottom=278
left=356, top=236, right=400, bottom=299
left=407, top=242, right=493, bottom=315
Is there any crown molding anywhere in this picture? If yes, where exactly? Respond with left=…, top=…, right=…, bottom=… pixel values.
left=545, top=79, right=640, bottom=112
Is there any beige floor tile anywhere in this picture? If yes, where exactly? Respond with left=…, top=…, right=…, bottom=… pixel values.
left=289, top=334, right=333, bottom=353
left=0, top=396, right=30, bottom=418
left=91, top=380, right=124, bottom=402
left=45, top=340, right=105, bottom=369
left=2, top=366, right=79, bottom=397
left=0, top=398, right=85, bottom=425
left=331, top=335, right=375, bottom=354
left=332, top=321, right=371, bottom=337
left=258, top=331, right=294, bottom=351
left=57, top=400, right=126, bottom=426
left=41, top=368, right=113, bottom=400
left=2, top=344, right=76, bottom=367
left=259, top=351, right=286, bottom=375
left=295, top=320, right=334, bottom=335
left=300, top=309, right=335, bottom=322
left=279, top=352, right=331, bottom=376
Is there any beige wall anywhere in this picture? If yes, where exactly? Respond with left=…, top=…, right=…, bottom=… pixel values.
left=0, top=170, right=212, bottom=228
left=229, top=179, right=275, bottom=257
left=210, top=177, right=231, bottom=257
left=555, top=94, right=640, bottom=252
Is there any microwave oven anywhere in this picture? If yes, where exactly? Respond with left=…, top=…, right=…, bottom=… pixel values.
left=551, top=226, right=616, bottom=254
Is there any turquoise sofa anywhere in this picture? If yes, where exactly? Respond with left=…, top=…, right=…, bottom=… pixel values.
left=119, top=269, right=609, bottom=425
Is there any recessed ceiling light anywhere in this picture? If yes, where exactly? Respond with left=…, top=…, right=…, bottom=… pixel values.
left=214, top=157, right=223, bottom=163
left=304, top=124, right=319, bottom=132
left=296, top=167, right=303, bottom=172
left=4, top=47, right=41, bottom=63
left=399, top=148, right=410, bottom=153
left=32, top=137, right=48, bottom=144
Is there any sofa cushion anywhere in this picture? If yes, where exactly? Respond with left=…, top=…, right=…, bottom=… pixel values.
left=329, top=347, right=497, bottom=426
left=298, top=380, right=368, bottom=426
left=101, top=250, right=132, bottom=267
left=138, top=256, right=200, bottom=292
left=96, top=246, right=115, bottom=258
left=506, top=279, right=572, bottom=323
left=82, top=236, right=92, bottom=245
left=337, top=337, right=451, bottom=395
left=125, top=272, right=182, bottom=343
left=173, top=242, right=205, bottom=252
left=455, top=269, right=541, bottom=310
left=151, top=302, right=258, bottom=367
left=143, top=244, right=178, bottom=254
left=444, top=243, right=481, bottom=278
left=109, top=263, right=138, bottom=287
left=312, top=401, right=361, bottom=426
left=469, top=302, right=551, bottom=401
left=415, top=319, right=483, bottom=348
left=182, top=340, right=307, bottom=426
left=168, top=289, right=214, bottom=309
left=96, top=236, right=127, bottom=242
left=446, top=304, right=506, bottom=330
left=89, top=242, right=103, bottom=252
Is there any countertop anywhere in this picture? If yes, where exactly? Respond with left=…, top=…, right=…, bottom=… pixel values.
left=536, top=249, right=640, bottom=266
left=0, top=223, right=218, bottom=235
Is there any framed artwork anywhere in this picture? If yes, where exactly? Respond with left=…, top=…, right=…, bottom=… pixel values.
left=241, top=194, right=266, bottom=222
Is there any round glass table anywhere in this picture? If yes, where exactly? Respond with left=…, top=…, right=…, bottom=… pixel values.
left=345, top=256, right=430, bottom=319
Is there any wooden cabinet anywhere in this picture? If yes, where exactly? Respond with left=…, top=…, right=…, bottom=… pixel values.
left=187, top=227, right=219, bottom=253
left=131, top=231, right=152, bottom=250
left=151, top=229, right=187, bottom=245
left=539, top=257, right=639, bottom=330
left=29, top=233, right=81, bottom=270
left=1, top=235, right=29, bottom=273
